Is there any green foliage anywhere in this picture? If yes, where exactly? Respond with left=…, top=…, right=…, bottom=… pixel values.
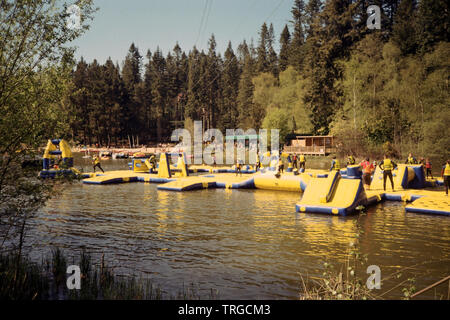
left=332, top=36, right=449, bottom=160
left=255, top=67, right=313, bottom=139
left=262, top=107, right=291, bottom=145
left=0, top=0, right=95, bottom=251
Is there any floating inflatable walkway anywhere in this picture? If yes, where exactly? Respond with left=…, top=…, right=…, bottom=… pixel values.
left=295, top=166, right=449, bottom=216
left=79, top=151, right=449, bottom=217
left=405, top=196, right=450, bottom=216
left=157, top=174, right=255, bottom=192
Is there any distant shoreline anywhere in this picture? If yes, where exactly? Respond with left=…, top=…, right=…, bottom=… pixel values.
left=72, top=146, right=176, bottom=155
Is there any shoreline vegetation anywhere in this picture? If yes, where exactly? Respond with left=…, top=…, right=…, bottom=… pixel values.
left=1, top=247, right=448, bottom=300
left=0, top=248, right=218, bottom=300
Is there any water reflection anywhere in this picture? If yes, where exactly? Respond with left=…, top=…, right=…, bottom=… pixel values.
left=21, top=154, right=450, bottom=299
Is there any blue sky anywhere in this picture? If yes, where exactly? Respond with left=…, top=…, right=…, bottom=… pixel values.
left=72, top=0, right=294, bottom=64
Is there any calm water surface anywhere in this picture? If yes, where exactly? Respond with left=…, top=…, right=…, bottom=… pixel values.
left=24, top=154, right=450, bottom=299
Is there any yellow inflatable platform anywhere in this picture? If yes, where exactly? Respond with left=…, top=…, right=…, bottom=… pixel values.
left=405, top=196, right=450, bottom=216
left=296, top=172, right=368, bottom=216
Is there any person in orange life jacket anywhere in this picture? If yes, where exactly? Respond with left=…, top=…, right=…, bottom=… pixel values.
left=292, top=154, right=298, bottom=170
left=360, top=157, right=375, bottom=190
left=441, top=160, right=450, bottom=196
left=379, top=154, right=397, bottom=191
left=425, top=158, right=433, bottom=179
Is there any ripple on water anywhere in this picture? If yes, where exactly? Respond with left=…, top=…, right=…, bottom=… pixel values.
left=24, top=156, right=450, bottom=299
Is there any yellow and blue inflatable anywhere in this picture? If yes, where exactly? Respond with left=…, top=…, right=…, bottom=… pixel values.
left=40, top=139, right=76, bottom=178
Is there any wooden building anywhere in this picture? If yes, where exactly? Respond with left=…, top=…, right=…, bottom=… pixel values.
left=284, top=135, right=335, bottom=156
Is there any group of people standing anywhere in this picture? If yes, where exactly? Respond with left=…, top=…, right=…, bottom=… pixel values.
left=291, top=154, right=306, bottom=171
left=329, top=153, right=449, bottom=195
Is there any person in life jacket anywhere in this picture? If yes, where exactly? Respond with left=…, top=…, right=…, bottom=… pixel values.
left=425, top=158, right=433, bottom=179
left=330, top=156, right=340, bottom=172
left=441, top=160, right=450, bottom=196
left=146, top=154, right=156, bottom=173
left=299, top=154, right=306, bottom=171
left=292, top=154, right=298, bottom=170
left=360, top=157, right=375, bottom=190
left=256, top=156, right=261, bottom=172
left=405, top=153, right=417, bottom=164
left=278, top=157, right=284, bottom=174
left=92, top=154, right=104, bottom=173
left=235, top=159, right=242, bottom=177
left=347, top=154, right=356, bottom=166
left=379, top=154, right=397, bottom=191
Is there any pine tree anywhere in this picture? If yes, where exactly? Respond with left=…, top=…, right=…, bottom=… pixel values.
left=303, top=0, right=356, bottom=134
left=101, top=58, right=124, bottom=146
left=392, top=0, right=418, bottom=55
left=289, top=0, right=306, bottom=71
left=267, top=23, right=279, bottom=78
left=143, top=50, right=154, bottom=140
left=185, top=47, right=202, bottom=121
left=416, top=0, right=449, bottom=53
left=237, top=44, right=257, bottom=129
left=69, top=58, right=90, bottom=144
left=122, top=43, right=142, bottom=146
left=220, top=42, right=240, bottom=130
left=256, top=23, right=270, bottom=73
left=205, top=34, right=221, bottom=129
left=279, top=25, right=291, bottom=72
left=150, top=48, right=167, bottom=143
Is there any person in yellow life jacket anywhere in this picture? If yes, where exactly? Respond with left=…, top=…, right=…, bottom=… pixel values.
left=405, top=153, right=417, bottom=164
left=379, top=154, right=397, bottom=191
left=278, top=157, right=284, bottom=173
left=347, top=154, right=356, bottom=166
left=441, top=160, right=450, bottom=196
left=149, top=154, right=156, bottom=167
left=330, top=156, right=340, bottom=171
left=299, top=154, right=306, bottom=171
left=255, top=156, right=261, bottom=172
left=92, top=155, right=104, bottom=173
left=235, top=159, right=242, bottom=176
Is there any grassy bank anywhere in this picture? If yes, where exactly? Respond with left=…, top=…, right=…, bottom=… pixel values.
left=1, top=248, right=448, bottom=300
left=0, top=249, right=217, bottom=300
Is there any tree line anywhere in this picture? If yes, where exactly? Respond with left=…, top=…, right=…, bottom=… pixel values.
left=64, top=0, right=449, bottom=160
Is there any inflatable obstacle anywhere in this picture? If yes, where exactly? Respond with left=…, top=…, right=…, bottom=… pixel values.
left=296, top=172, right=367, bottom=216
left=370, top=164, right=425, bottom=192
left=40, top=139, right=78, bottom=178
left=253, top=172, right=310, bottom=192
left=157, top=176, right=217, bottom=192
